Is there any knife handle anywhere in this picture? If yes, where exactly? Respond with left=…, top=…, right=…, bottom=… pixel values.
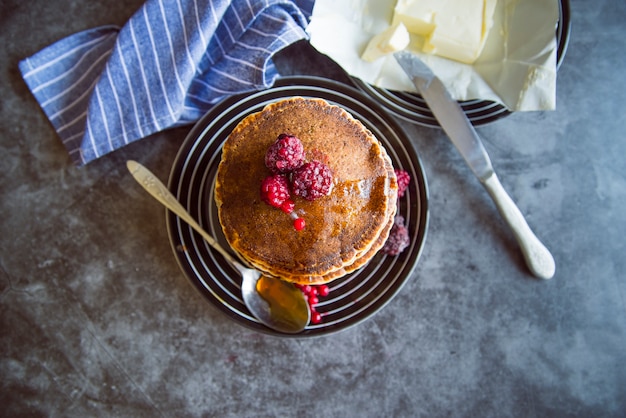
left=482, top=173, right=556, bottom=279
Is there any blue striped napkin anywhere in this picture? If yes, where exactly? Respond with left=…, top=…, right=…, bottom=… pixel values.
left=19, top=0, right=314, bottom=165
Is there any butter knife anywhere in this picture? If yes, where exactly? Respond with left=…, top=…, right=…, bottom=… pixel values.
left=394, top=51, right=555, bottom=279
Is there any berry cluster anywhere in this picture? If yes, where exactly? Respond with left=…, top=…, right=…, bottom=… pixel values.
left=382, top=169, right=412, bottom=256
left=260, top=134, right=333, bottom=230
left=382, top=215, right=410, bottom=255
left=295, top=283, right=330, bottom=325
left=395, top=169, right=411, bottom=198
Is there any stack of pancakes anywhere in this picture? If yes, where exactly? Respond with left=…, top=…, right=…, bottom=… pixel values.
left=215, top=97, right=398, bottom=285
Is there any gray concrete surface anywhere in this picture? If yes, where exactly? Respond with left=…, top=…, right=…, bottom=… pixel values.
left=1, top=1, right=625, bottom=416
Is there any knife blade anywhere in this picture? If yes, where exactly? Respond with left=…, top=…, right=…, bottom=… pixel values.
left=394, top=51, right=555, bottom=280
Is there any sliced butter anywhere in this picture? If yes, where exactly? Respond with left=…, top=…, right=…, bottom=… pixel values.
left=393, top=0, right=497, bottom=64
left=361, top=22, right=411, bottom=62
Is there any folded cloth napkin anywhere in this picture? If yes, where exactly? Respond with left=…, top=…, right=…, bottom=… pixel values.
left=19, top=0, right=314, bottom=165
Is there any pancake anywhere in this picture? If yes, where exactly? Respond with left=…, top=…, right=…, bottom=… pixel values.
left=234, top=154, right=398, bottom=284
left=215, top=97, right=398, bottom=284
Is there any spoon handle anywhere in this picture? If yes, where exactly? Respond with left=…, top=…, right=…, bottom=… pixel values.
left=482, top=172, right=555, bottom=279
left=126, top=160, right=239, bottom=267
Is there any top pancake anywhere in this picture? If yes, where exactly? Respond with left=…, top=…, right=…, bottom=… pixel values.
left=215, top=97, right=397, bottom=283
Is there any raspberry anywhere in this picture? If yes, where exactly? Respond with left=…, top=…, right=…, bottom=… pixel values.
left=280, top=199, right=295, bottom=214
left=292, top=160, right=333, bottom=201
left=382, top=215, right=410, bottom=256
left=260, top=174, right=291, bottom=208
left=395, top=169, right=411, bottom=198
left=265, top=134, right=305, bottom=174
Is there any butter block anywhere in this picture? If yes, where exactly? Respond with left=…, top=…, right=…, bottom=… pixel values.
left=361, top=22, right=411, bottom=62
left=393, top=0, right=497, bottom=64
left=392, top=0, right=436, bottom=36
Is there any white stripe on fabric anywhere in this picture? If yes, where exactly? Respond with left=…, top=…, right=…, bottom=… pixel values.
left=94, top=84, right=114, bottom=151
left=176, top=0, right=199, bottom=74
left=191, top=77, right=248, bottom=94
left=232, top=4, right=246, bottom=31
left=48, top=75, right=100, bottom=121
left=62, top=131, right=83, bottom=145
left=244, top=0, right=255, bottom=17
left=57, top=110, right=87, bottom=133
left=40, top=50, right=111, bottom=108
left=225, top=53, right=265, bottom=71
left=263, top=10, right=291, bottom=24
left=143, top=5, right=177, bottom=122
left=232, top=41, right=271, bottom=54
left=21, top=32, right=113, bottom=79
left=212, top=31, right=227, bottom=57
left=129, top=16, right=161, bottom=131
left=84, top=116, right=99, bottom=160
left=222, top=22, right=237, bottom=44
left=194, top=0, right=217, bottom=67
left=31, top=41, right=106, bottom=94
left=192, top=3, right=205, bottom=49
left=210, top=67, right=256, bottom=85
left=192, top=0, right=208, bottom=48
left=273, top=26, right=298, bottom=47
left=185, top=92, right=215, bottom=105
left=208, top=0, right=219, bottom=26
left=247, top=26, right=282, bottom=39
left=157, top=0, right=187, bottom=97
left=116, top=44, right=145, bottom=138
left=104, top=67, right=128, bottom=145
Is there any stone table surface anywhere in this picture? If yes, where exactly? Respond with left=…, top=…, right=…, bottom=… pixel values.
left=1, top=1, right=625, bottom=416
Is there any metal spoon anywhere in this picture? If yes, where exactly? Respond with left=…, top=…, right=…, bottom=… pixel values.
left=126, top=160, right=310, bottom=333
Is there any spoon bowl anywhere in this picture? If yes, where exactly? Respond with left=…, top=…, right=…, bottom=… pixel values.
left=126, top=160, right=309, bottom=333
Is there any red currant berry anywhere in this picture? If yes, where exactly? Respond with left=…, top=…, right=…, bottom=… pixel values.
left=310, top=310, right=322, bottom=324
left=294, top=217, right=306, bottom=231
left=308, top=295, right=319, bottom=306
left=317, top=284, right=330, bottom=297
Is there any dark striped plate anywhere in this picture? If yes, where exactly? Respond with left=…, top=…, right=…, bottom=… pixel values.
left=167, top=76, right=429, bottom=337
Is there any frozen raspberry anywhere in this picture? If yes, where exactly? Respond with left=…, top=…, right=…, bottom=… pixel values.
left=291, top=160, right=333, bottom=201
left=382, top=215, right=410, bottom=256
left=265, top=133, right=305, bottom=174
left=260, top=174, right=291, bottom=208
left=395, top=169, right=411, bottom=198
left=280, top=199, right=295, bottom=214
